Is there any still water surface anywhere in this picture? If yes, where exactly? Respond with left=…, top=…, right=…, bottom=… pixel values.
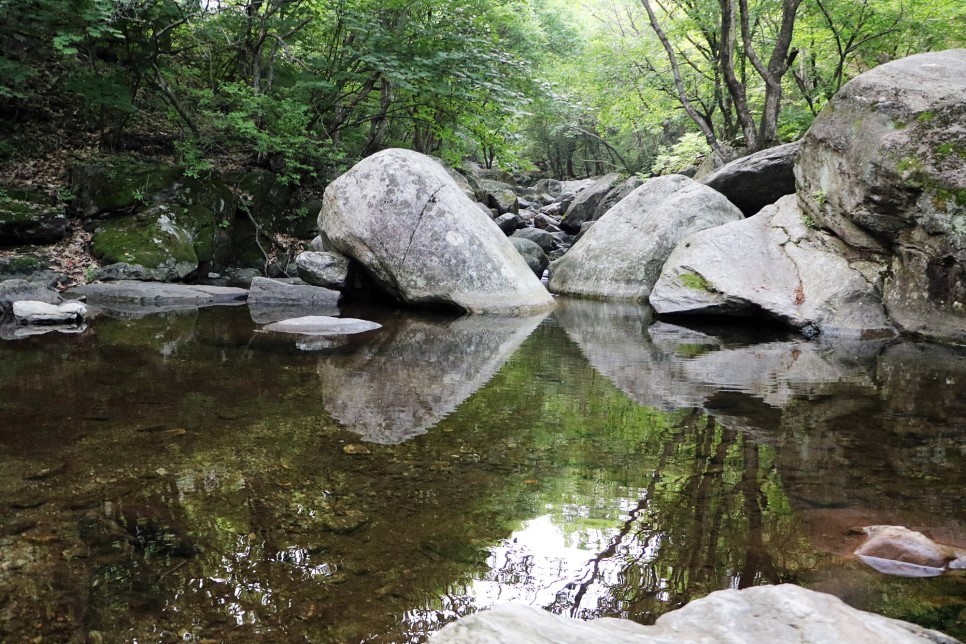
left=0, top=299, right=963, bottom=642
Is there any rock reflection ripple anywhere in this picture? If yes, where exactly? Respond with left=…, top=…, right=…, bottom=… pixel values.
left=316, top=312, right=548, bottom=444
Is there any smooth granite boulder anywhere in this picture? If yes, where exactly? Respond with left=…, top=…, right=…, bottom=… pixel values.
left=549, top=175, right=743, bottom=302
left=319, top=149, right=554, bottom=315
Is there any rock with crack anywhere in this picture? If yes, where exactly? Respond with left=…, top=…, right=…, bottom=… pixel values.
left=549, top=174, right=743, bottom=302
left=319, top=149, right=554, bottom=315
left=650, top=195, right=895, bottom=338
left=795, top=49, right=966, bottom=343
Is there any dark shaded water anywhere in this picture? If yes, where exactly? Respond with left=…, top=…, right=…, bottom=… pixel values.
left=0, top=299, right=964, bottom=642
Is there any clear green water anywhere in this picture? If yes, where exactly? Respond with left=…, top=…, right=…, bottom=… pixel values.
left=0, top=299, right=963, bottom=642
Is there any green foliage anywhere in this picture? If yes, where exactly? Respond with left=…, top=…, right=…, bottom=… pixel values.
left=1, top=0, right=963, bottom=182
left=651, top=133, right=710, bottom=176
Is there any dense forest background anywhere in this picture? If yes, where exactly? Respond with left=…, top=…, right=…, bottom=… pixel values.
left=1, top=0, right=964, bottom=185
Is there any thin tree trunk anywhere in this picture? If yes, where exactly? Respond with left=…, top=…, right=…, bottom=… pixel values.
left=639, top=0, right=726, bottom=162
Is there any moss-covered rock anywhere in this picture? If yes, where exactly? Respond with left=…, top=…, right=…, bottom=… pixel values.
left=91, top=206, right=198, bottom=281
left=0, top=192, right=67, bottom=245
left=71, top=155, right=183, bottom=218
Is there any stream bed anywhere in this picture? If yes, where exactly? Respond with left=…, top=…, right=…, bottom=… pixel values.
left=0, top=299, right=964, bottom=642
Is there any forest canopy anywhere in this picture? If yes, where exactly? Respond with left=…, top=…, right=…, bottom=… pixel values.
left=1, top=0, right=964, bottom=182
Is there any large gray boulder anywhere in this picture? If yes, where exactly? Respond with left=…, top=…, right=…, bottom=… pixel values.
left=592, top=175, right=644, bottom=220
left=548, top=175, right=743, bottom=302
left=430, top=585, right=957, bottom=643
left=319, top=149, right=554, bottom=315
left=702, top=140, right=801, bottom=216
left=651, top=196, right=894, bottom=337
left=795, top=49, right=966, bottom=343
left=559, top=173, right=620, bottom=233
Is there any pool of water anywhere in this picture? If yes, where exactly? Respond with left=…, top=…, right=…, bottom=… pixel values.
left=0, top=299, right=963, bottom=642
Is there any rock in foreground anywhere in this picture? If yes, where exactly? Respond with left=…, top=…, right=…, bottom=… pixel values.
left=319, top=149, right=554, bottom=315
left=430, top=585, right=958, bottom=643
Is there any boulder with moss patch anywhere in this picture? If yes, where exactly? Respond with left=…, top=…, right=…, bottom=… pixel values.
left=71, top=156, right=183, bottom=218
left=651, top=196, right=895, bottom=337
left=0, top=192, right=67, bottom=245
left=91, top=205, right=198, bottom=281
left=795, top=49, right=966, bottom=343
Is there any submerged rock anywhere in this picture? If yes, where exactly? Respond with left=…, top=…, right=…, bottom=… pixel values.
left=549, top=175, right=743, bottom=302
left=651, top=196, right=894, bottom=337
left=430, top=584, right=957, bottom=643
left=262, top=315, right=381, bottom=336
left=795, top=49, right=966, bottom=343
left=854, top=525, right=966, bottom=576
left=319, top=149, right=554, bottom=315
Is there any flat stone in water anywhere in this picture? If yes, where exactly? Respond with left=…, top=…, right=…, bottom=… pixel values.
left=262, top=315, right=381, bottom=336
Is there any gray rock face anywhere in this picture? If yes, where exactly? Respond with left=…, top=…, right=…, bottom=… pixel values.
left=651, top=196, right=894, bottom=337
left=316, top=313, right=546, bottom=444
left=478, top=179, right=519, bottom=215
left=247, top=276, right=340, bottom=323
left=0, top=197, right=67, bottom=245
left=593, top=175, right=644, bottom=220
left=794, top=49, right=966, bottom=343
left=0, top=279, right=62, bottom=315
left=319, top=149, right=554, bottom=315
left=296, top=250, right=350, bottom=290
left=509, top=237, right=549, bottom=277
left=12, top=300, right=87, bottom=326
left=511, top=228, right=555, bottom=253
left=430, top=585, right=957, bottom=643
left=702, top=140, right=801, bottom=216
left=493, top=212, right=523, bottom=234
left=559, top=173, right=620, bottom=233
left=66, top=281, right=248, bottom=311
left=549, top=175, right=743, bottom=302
left=91, top=208, right=198, bottom=282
